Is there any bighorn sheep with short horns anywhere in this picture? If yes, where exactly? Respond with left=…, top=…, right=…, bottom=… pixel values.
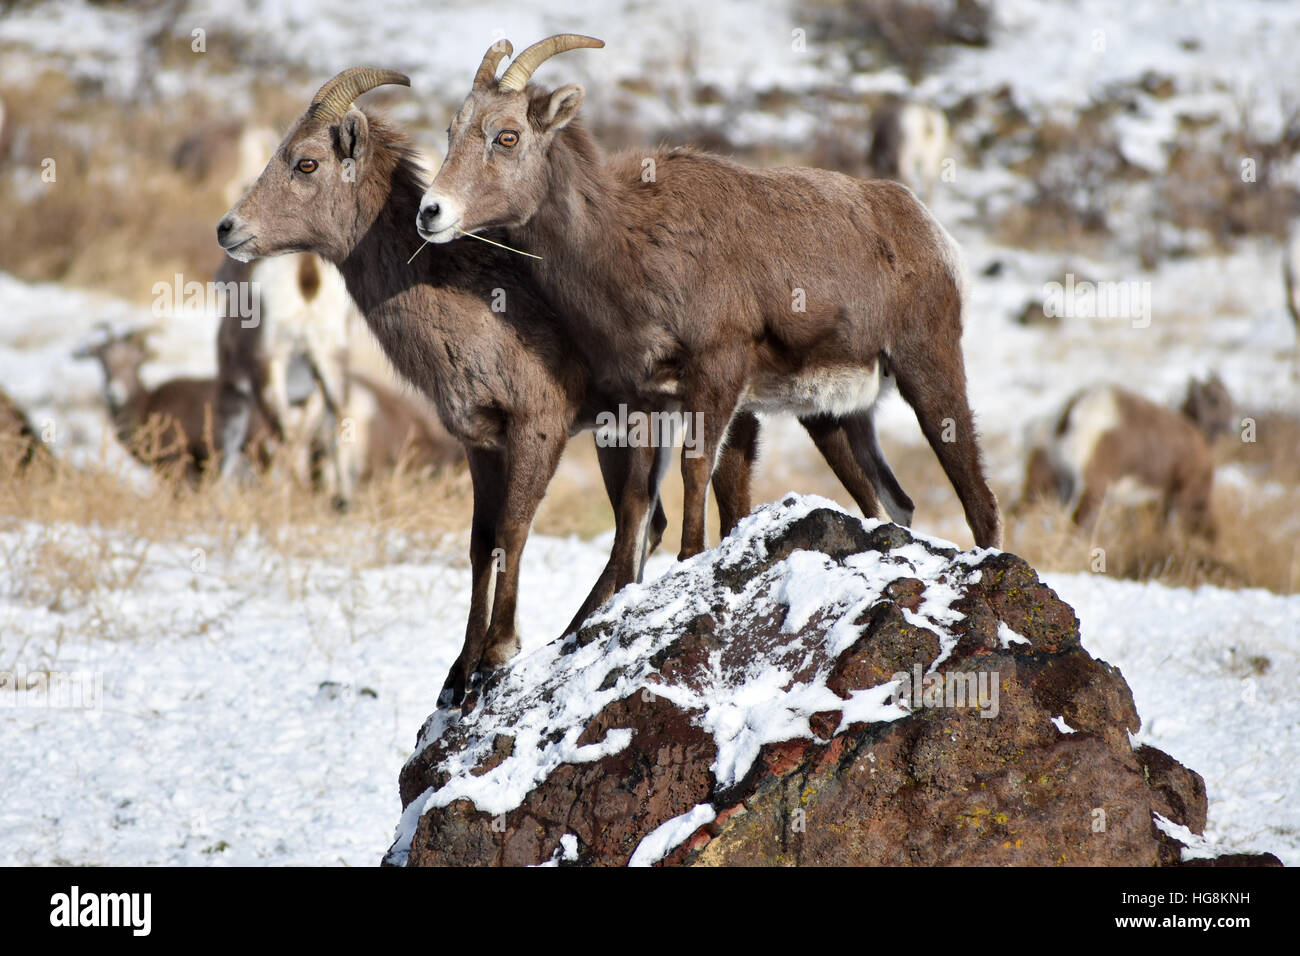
left=1019, top=376, right=1234, bottom=537
left=74, top=323, right=272, bottom=485
left=419, top=35, right=1000, bottom=554
left=216, top=67, right=692, bottom=704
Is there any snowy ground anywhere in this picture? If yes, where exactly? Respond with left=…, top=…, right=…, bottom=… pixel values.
left=1, top=514, right=1295, bottom=866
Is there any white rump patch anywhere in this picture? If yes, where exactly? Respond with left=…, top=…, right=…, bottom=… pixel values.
left=1052, top=386, right=1123, bottom=492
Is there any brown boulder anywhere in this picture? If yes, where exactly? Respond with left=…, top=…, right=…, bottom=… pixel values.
left=387, top=497, right=1276, bottom=867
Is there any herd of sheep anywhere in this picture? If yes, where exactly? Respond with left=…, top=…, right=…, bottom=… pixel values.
left=0, top=34, right=1266, bottom=705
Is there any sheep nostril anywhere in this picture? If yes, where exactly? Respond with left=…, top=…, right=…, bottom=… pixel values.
left=217, top=218, right=232, bottom=242
left=420, top=204, right=440, bottom=230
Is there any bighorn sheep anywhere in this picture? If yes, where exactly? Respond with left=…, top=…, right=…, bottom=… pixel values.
left=0, top=385, right=44, bottom=471
left=74, top=324, right=271, bottom=484
left=868, top=97, right=950, bottom=203
left=420, top=35, right=1000, bottom=556
left=216, top=67, right=688, bottom=703
left=213, top=253, right=359, bottom=505
left=345, top=371, right=464, bottom=479
left=1020, top=377, right=1235, bottom=536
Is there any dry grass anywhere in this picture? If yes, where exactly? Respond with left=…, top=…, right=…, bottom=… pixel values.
left=0, top=70, right=319, bottom=301
left=0, top=438, right=477, bottom=610
left=1003, top=416, right=1300, bottom=594
left=701, top=417, right=1300, bottom=595
left=3, top=407, right=1297, bottom=630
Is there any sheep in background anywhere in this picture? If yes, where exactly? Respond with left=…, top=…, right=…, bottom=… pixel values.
left=172, top=120, right=282, bottom=206
left=345, top=372, right=464, bottom=480
left=1020, top=376, right=1236, bottom=537
left=74, top=324, right=272, bottom=485
left=868, top=97, right=950, bottom=203
left=214, top=253, right=359, bottom=506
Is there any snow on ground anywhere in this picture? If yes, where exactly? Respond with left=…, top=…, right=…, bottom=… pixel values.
left=1045, top=571, right=1300, bottom=866
left=0, top=520, right=673, bottom=866
left=2, top=503, right=1295, bottom=866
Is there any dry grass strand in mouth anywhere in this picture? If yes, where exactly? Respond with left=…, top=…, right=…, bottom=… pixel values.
left=408, top=229, right=542, bottom=264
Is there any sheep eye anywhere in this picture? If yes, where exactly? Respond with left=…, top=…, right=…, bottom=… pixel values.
left=296, top=158, right=319, bottom=174
left=494, top=130, right=519, bottom=148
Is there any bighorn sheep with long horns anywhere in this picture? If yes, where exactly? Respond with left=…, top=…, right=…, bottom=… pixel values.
left=216, top=66, right=690, bottom=704
left=1019, top=377, right=1235, bottom=537
left=420, top=35, right=1000, bottom=555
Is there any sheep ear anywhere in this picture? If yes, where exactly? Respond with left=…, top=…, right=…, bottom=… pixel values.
left=338, top=108, right=369, bottom=161
left=542, top=84, right=584, bottom=132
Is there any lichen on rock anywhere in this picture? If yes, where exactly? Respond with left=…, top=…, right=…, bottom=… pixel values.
left=387, top=494, right=1279, bottom=868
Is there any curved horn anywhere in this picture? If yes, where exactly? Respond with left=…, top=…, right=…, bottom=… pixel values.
left=474, top=39, right=513, bottom=88
left=310, top=67, right=411, bottom=120
left=498, top=34, right=604, bottom=93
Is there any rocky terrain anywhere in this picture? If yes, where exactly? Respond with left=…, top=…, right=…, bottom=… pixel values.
left=390, top=496, right=1280, bottom=866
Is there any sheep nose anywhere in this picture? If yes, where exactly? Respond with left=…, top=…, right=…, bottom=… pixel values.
left=418, top=203, right=440, bottom=231
left=217, top=217, right=234, bottom=243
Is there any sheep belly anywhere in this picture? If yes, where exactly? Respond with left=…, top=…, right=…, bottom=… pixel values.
left=740, top=365, right=882, bottom=417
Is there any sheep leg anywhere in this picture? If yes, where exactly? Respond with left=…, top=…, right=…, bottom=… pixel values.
left=800, top=413, right=888, bottom=522
left=892, top=346, right=1002, bottom=548
left=565, top=441, right=661, bottom=636
left=304, top=347, right=355, bottom=510
left=679, top=379, right=743, bottom=559
left=595, top=436, right=667, bottom=563
left=713, top=411, right=760, bottom=538
left=1070, top=482, right=1105, bottom=531
left=843, top=410, right=914, bottom=526
left=216, top=380, right=254, bottom=481
left=440, top=445, right=505, bottom=707
left=478, top=426, right=567, bottom=673
left=1172, top=467, right=1217, bottom=541
left=1019, top=445, right=1062, bottom=508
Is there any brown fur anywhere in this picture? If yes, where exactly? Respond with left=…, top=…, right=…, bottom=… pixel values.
left=347, top=371, right=464, bottom=478
left=1020, top=378, right=1233, bottom=537
left=75, top=327, right=271, bottom=485
left=217, top=94, right=688, bottom=703
left=423, top=57, right=999, bottom=552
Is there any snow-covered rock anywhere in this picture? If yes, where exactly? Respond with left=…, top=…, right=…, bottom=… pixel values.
left=389, top=496, right=1277, bottom=867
